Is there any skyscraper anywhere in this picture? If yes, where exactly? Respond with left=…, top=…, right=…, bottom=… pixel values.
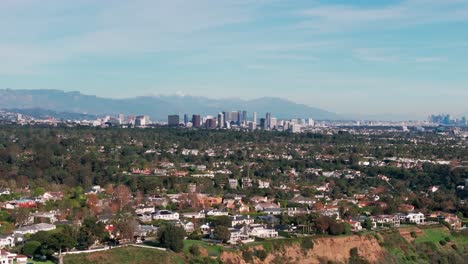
left=252, top=112, right=257, bottom=124
left=168, top=115, right=180, bottom=127
left=242, top=110, right=247, bottom=125
left=231, top=111, right=238, bottom=124
left=260, top=118, right=266, bottom=130
left=266, top=112, right=272, bottom=130
left=192, top=115, right=201, bottom=128
left=217, top=113, right=224, bottom=128
left=184, top=114, right=189, bottom=125
left=237, top=110, right=242, bottom=126
left=206, top=118, right=216, bottom=129
left=223, top=111, right=230, bottom=127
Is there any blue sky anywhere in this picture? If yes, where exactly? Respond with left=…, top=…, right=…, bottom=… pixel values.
left=1, top=0, right=467, bottom=119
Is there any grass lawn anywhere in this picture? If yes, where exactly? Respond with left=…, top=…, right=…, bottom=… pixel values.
left=414, top=227, right=468, bottom=249
left=183, top=240, right=226, bottom=257
left=27, top=259, right=55, bottom=264
left=63, top=246, right=176, bottom=264
left=414, top=228, right=450, bottom=244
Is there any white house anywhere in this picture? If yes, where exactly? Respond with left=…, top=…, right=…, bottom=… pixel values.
left=182, top=211, right=206, bottom=219
left=181, top=221, right=195, bottom=233
left=152, top=210, right=179, bottom=221
left=406, top=213, right=425, bottom=225
left=0, top=250, right=16, bottom=264
left=228, top=228, right=252, bottom=244
left=257, top=180, right=270, bottom=189
left=230, top=215, right=255, bottom=227
left=206, top=210, right=229, bottom=217
left=0, top=235, right=14, bottom=248
left=345, top=220, right=362, bottom=232
left=14, top=223, right=56, bottom=235
left=241, top=224, right=278, bottom=239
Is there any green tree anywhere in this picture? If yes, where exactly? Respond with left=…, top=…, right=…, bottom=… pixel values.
left=22, top=240, right=41, bottom=256
left=158, top=225, right=185, bottom=252
left=213, top=226, right=230, bottom=243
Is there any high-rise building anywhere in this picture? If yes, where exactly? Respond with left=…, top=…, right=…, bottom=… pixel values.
left=260, top=118, right=266, bottom=130
left=222, top=111, right=229, bottom=127
left=192, top=115, right=201, bottom=128
left=184, top=114, right=189, bottom=125
left=252, top=112, right=257, bottom=124
left=206, top=118, right=216, bottom=129
left=266, top=112, right=272, bottom=130
left=270, top=117, right=277, bottom=129
left=242, top=110, right=247, bottom=125
left=249, top=122, right=256, bottom=131
left=168, top=115, right=180, bottom=127
left=231, top=111, right=238, bottom=124
left=305, top=118, right=315, bottom=127
left=135, top=115, right=150, bottom=126
left=237, top=111, right=242, bottom=126
left=117, top=114, right=125, bottom=124
left=217, top=113, right=224, bottom=128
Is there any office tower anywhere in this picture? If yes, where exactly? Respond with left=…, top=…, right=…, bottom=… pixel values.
left=184, top=114, right=189, bottom=125
left=222, top=111, right=229, bottom=127
left=249, top=122, right=256, bottom=131
left=192, top=115, right=201, bottom=128
left=117, top=114, right=124, bottom=124
left=217, top=113, right=224, bottom=128
left=135, top=115, right=148, bottom=126
left=306, top=118, right=315, bottom=127
left=231, top=111, right=238, bottom=124
left=168, top=115, right=180, bottom=127
left=270, top=117, right=277, bottom=129
left=252, top=112, right=257, bottom=124
left=237, top=111, right=242, bottom=126
left=242, top=110, right=247, bottom=125
left=266, top=112, right=272, bottom=130
left=260, top=118, right=266, bottom=130
left=127, top=115, right=135, bottom=125
left=206, top=118, right=216, bottom=129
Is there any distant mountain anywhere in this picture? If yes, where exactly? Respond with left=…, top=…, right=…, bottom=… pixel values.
left=0, top=89, right=340, bottom=120
left=4, top=108, right=98, bottom=121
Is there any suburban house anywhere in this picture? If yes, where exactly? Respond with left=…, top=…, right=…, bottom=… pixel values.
left=345, top=220, right=363, bottom=232
left=230, top=215, right=255, bottom=227
left=227, top=228, right=252, bottom=244
left=0, top=235, right=14, bottom=249
left=206, top=210, right=228, bottom=217
left=406, top=212, right=425, bottom=225
left=371, top=215, right=401, bottom=227
left=241, top=224, right=278, bottom=238
left=152, top=210, right=179, bottom=221
left=14, top=223, right=56, bottom=235
left=254, top=202, right=280, bottom=212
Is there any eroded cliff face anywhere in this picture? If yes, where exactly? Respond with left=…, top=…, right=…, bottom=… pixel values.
left=220, top=235, right=387, bottom=264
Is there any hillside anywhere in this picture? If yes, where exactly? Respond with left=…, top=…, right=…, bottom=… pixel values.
left=0, top=89, right=340, bottom=120
left=63, top=227, right=468, bottom=264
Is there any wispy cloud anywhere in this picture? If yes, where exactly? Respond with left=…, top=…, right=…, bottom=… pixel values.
left=297, top=0, right=468, bottom=32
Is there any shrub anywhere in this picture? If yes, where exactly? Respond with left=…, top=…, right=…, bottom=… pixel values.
left=410, top=231, right=417, bottom=238
left=444, top=237, right=451, bottom=242
left=439, top=240, right=447, bottom=246
left=254, top=250, right=268, bottom=261
left=242, top=250, right=253, bottom=262
left=189, top=244, right=201, bottom=256
left=300, top=239, right=314, bottom=251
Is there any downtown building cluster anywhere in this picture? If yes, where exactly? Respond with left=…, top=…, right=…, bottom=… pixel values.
left=167, top=111, right=315, bottom=133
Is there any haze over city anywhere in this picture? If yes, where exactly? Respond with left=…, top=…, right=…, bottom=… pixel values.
left=1, top=0, right=468, bottom=119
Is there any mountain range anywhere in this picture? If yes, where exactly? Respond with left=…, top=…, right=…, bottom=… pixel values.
left=0, top=89, right=340, bottom=120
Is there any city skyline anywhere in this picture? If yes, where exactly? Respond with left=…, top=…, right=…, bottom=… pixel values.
left=1, top=1, right=468, bottom=118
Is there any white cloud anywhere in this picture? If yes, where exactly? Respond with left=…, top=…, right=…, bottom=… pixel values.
left=297, top=0, right=468, bottom=32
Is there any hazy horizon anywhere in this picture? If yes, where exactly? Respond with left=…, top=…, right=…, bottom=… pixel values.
left=1, top=1, right=467, bottom=119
